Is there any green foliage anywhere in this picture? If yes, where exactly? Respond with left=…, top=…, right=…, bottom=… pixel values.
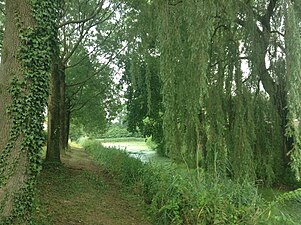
left=82, top=139, right=144, bottom=185
left=120, top=1, right=164, bottom=153
left=67, top=45, right=121, bottom=137
left=258, top=188, right=301, bottom=225
left=156, top=0, right=214, bottom=167
left=285, top=2, right=301, bottom=180
left=122, top=0, right=301, bottom=186
left=69, top=123, right=85, bottom=142
left=100, top=123, right=139, bottom=139
left=48, top=0, right=125, bottom=149
left=145, top=136, right=158, bottom=151
left=82, top=139, right=300, bottom=224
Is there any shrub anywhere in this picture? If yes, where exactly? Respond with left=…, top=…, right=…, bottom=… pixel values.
left=100, top=124, right=142, bottom=139
left=145, top=136, right=157, bottom=150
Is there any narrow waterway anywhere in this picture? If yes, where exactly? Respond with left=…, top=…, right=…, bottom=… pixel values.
left=100, top=140, right=170, bottom=164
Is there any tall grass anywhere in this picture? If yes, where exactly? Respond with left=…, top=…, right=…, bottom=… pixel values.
left=82, top=139, right=301, bottom=225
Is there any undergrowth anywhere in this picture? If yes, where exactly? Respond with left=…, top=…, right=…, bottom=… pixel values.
left=82, top=139, right=301, bottom=225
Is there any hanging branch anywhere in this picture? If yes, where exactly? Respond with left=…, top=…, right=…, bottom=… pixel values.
left=168, top=0, right=183, bottom=6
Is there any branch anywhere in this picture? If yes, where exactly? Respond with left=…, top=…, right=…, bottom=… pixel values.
left=61, top=24, right=68, bottom=61
left=69, top=84, right=84, bottom=100
left=63, top=23, right=87, bottom=64
left=276, top=42, right=285, bottom=54
left=58, top=0, right=105, bottom=28
left=211, top=24, right=229, bottom=41
left=62, top=3, right=122, bottom=64
left=70, top=89, right=105, bottom=113
left=260, top=0, right=278, bottom=31
left=271, top=30, right=284, bottom=37
left=67, top=43, right=127, bottom=88
left=0, top=5, right=5, bottom=15
left=66, top=22, right=119, bottom=69
left=66, top=44, right=101, bottom=69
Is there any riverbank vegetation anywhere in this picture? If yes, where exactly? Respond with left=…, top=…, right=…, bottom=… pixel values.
left=121, top=0, right=301, bottom=187
left=82, top=139, right=301, bottom=225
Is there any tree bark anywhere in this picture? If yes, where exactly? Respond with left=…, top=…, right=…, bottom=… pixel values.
left=254, top=0, right=291, bottom=167
left=46, top=46, right=62, bottom=163
left=65, top=108, right=71, bottom=147
left=0, top=1, right=34, bottom=221
left=46, top=55, right=70, bottom=160
left=0, top=0, right=55, bottom=221
left=59, top=70, right=69, bottom=152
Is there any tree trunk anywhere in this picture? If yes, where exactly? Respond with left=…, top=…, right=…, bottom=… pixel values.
left=0, top=1, right=35, bottom=221
left=0, top=0, right=56, bottom=222
left=274, top=84, right=290, bottom=165
left=65, top=108, right=71, bottom=148
left=59, top=71, right=68, bottom=152
left=46, top=46, right=62, bottom=163
left=251, top=0, right=291, bottom=171
left=46, top=55, right=69, bottom=160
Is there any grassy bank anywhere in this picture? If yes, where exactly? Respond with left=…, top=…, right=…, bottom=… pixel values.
left=32, top=165, right=105, bottom=225
left=82, top=139, right=301, bottom=224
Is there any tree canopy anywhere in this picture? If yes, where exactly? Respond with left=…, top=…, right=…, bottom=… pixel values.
left=67, top=45, right=121, bottom=136
left=122, top=0, right=301, bottom=184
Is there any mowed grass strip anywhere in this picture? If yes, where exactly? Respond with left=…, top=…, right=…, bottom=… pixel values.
left=32, top=165, right=105, bottom=225
left=32, top=147, right=152, bottom=225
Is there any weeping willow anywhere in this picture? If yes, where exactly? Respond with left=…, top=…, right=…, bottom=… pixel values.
left=286, top=2, right=301, bottom=180
left=127, top=0, right=301, bottom=185
left=155, top=0, right=215, bottom=167
left=122, top=0, right=164, bottom=149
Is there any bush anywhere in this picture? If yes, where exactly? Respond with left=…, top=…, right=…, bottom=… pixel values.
left=145, top=136, right=157, bottom=150
left=100, top=124, right=142, bottom=139
left=145, top=136, right=166, bottom=157
left=81, top=139, right=301, bottom=225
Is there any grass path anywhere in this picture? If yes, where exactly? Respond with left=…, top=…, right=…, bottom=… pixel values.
left=32, top=147, right=152, bottom=225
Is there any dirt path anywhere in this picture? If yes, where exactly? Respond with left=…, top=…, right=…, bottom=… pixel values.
left=33, top=147, right=152, bottom=225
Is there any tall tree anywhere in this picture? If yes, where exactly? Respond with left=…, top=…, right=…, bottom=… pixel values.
left=127, top=0, right=301, bottom=184
left=0, top=0, right=58, bottom=223
left=286, top=1, right=301, bottom=180
left=119, top=1, right=164, bottom=154
left=46, top=0, right=123, bottom=162
left=66, top=45, right=121, bottom=138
